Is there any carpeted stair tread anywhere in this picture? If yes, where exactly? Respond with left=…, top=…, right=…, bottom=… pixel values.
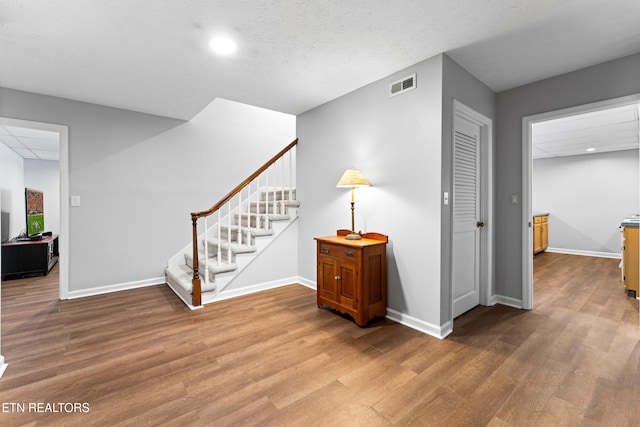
left=184, top=253, right=238, bottom=274
left=222, top=224, right=274, bottom=237
left=165, top=265, right=216, bottom=293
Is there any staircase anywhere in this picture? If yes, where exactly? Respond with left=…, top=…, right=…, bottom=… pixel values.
left=165, top=139, right=298, bottom=309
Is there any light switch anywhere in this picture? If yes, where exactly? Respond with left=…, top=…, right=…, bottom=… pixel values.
left=443, top=192, right=449, bottom=205
left=71, top=195, right=81, bottom=207
left=510, top=193, right=519, bottom=205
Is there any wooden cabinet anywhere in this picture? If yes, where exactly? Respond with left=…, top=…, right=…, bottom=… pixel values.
left=1, top=234, right=59, bottom=280
left=315, top=232, right=387, bottom=326
left=533, top=214, right=549, bottom=255
left=621, top=224, right=639, bottom=297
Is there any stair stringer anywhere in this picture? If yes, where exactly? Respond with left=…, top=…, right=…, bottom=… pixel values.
left=201, top=210, right=298, bottom=304
left=165, top=206, right=298, bottom=309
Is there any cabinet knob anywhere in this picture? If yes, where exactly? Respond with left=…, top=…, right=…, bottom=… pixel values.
left=344, top=251, right=355, bottom=257
left=321, top=247, right=330, bottom=254
left=335, top=275, right=341, bottom=280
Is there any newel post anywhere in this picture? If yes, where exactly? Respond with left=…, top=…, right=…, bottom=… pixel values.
left=191, top=214, right=202, bottom=307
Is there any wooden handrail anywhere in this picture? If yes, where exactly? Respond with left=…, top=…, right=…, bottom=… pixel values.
left=189, top=138, right=298, bottom=307
left=191, top=138, right=298, bottom=221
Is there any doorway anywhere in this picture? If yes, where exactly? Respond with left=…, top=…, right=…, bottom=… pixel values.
left=521, top=94, right=640, bottom=309
left=0, top=117, right=69, bottom=299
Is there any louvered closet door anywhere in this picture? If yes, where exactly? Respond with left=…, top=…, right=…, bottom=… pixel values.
left=452, top=116, right=481, bottom=318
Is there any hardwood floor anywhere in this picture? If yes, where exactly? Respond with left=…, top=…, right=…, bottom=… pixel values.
left=0, top=253, right=637, bottom=426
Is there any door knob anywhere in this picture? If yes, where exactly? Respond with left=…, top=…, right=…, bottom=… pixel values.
left=477, top=221, right=485, bottom=227
left=335, top=275, right=341, bottom=280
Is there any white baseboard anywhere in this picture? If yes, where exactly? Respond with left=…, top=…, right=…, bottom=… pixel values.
left=386, top=308, right=452, bottom=339
left=296, top=276, right=316, bottom=290
left=492, top=294, right=524, bottom=309
left=212, top=276, right=304, bottom=302
left=66, top=276, right=165, bottom=299
left=293, top=278, right=452, bottom=339
left=546, top=247, right=621, bottom=259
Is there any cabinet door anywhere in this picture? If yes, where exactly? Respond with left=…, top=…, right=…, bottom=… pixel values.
left=533, top=223, right=542, bottom=253
left=318, top=256, right=338, bottom=300
left=337, top=260, right=358, bottom=311
left=541, top=222, right=548, bottom=250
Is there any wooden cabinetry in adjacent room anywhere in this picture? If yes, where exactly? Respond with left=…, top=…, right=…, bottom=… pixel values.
left=315, top=232, right=388, bottom=326
left=533, top=214, right=549, bottom=255
left=621, top=223, right=639, bottom=297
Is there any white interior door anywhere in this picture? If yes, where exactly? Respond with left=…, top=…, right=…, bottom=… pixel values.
left=452, top=115, right=482, bottom=318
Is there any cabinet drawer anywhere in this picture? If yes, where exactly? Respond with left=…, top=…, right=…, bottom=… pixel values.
left=318, top=243, right=360, bottom=262
left=533, top=216, right=542, bottom=224
left=541, top=216, right=548, bottom=224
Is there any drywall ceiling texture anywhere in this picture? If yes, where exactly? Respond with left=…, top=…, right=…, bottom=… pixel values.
left=2, top=0, right=640, bottom=120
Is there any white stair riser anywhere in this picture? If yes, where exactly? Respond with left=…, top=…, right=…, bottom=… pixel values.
left=234, top=213, right=267, bottom=228
left=219, top=228, right=256, bottom=245
left=248, top=203, right=286, bottom=214
left=260, top=190, right=297, bottom=202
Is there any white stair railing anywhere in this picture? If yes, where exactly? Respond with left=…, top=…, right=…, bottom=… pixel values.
left=189, top=139, right=298, bottom=307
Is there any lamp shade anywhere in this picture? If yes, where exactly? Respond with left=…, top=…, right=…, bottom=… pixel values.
left=336, top=168, right=370, bottom=188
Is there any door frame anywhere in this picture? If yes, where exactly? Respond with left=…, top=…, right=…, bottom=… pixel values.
left=0, top=117, right=69, bottom=300
left=521, top=93, right=640, bottom=309
left=451, top=100, right=494, bottom=319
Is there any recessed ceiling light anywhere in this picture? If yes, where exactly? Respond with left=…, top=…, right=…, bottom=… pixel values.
left=586, top=148, right=596, bottom=152
left=209, top=36, right=236, bottom=55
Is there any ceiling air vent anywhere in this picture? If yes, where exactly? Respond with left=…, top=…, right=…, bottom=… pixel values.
left=389, top=73, right=416, bottom=97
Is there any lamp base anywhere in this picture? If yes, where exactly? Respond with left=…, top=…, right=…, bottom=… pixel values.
left=345, top=233, right=362, bottom=240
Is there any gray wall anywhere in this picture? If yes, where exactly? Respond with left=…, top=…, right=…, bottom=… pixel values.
left=441, top=55, right=496, bottom=324
left=297, top=54, right=444, bottom=330
left=533, top=149, right=639, bottom=255
left=0, top=88, right=295, bottom=293
left=297, top=53, right=495, bottom=332
left=496, top=53, right=640, bottom=301
left=0, top=142, right=24, bottom=241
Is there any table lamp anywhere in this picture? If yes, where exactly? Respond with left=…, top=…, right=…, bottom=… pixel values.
left=336, top=168, right=370, bottom=240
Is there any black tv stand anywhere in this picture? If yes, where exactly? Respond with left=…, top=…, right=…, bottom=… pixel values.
left=1, top=234, right=59, bottom=280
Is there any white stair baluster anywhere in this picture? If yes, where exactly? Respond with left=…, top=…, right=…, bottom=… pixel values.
left=217, top=210, right=221, bottom=266
left=227, top=202, right=232, bottom=263
left=264, top=168, right=270, bottom=230
left=203, top=216, right=209, bottom=287
left=289, top=148, right=293, bottom=202
left=246, top=181, right=253, bottom=240
left=272, top=165, right=276, bottom=217
left=280, top=157, right=285, bottom=213
left=238, top=190, right=243, bottom=246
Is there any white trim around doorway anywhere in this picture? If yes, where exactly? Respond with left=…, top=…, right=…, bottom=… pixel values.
left=0, top=117, right=69, bottom=300
left=521, top=93, right=640, bottom=310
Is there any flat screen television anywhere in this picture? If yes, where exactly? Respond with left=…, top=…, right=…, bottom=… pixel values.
left=25, top=188, right=45, bottom=236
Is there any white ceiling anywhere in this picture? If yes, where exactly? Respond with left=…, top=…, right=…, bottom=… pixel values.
left=1, top=0, right=640, bottom=121
left=532, top=104, right=640, bottom=159
left=0, top=125, right=60, bottom=160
